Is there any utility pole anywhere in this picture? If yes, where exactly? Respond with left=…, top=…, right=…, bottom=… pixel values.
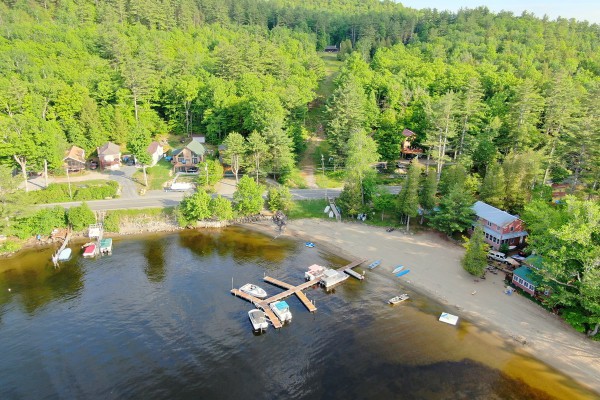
left=321, top=154, right=327, bottom=200
left=205, top=163, right=209, bottom=187
left=66, top=166, right=72, bottom=199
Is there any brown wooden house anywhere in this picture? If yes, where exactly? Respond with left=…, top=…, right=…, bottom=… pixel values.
left=171, top=140, right=206, bottom=172
left=63, top=145, right=86, bottom=172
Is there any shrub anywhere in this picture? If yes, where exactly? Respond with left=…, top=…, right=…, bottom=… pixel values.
left=267, top=186, right=292, bottom=212
left=233, top=175, right=265, bottom=216
left=67, top=203, right=96, bottom=231
left=103, top=213, right=120, bottom=233
left=210, top=196, right=234, bottom=221
left=12, top=207, right=67, bottom=239
left=0, top=240, right=21, bottom=254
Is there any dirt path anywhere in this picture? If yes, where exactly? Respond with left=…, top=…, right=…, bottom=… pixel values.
left=299, top=53, right=342, bottom=189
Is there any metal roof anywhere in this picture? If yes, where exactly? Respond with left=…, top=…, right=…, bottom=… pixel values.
left=473, top=201, right=519, bottom=227
left=513, top=266, right=540, bottom=285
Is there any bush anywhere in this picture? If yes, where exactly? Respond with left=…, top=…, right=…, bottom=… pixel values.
left=0, top=240, right=21, bottom=254
left=233, top=175, right=265, bottom=216
left=67, top=203, right=96, bottom=231
left=210, top=196, right=234, bottom=221
left=267, top=186, right=292, bottom=212
left=103, top=212, right=120, bottom=233
left=29, top=181, right=119, bottom=204
left=12, top=207, right=67, bottom=239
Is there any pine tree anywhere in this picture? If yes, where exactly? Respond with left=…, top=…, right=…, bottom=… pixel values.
left=479, top=162, right=506, bottom=209
left=462, top=224, right=488, bottom=277
left=419, top=171, right=438, bottom=213
left=429, top=185, right=475, bottom=236
left=397, top=159, right=421, bottom=232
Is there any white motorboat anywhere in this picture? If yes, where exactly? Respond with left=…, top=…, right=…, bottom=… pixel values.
left=269, top=301, right=292, bottom=323
left=240, top=283, right=267, bottom=299
left=248, top=309, right=268, bottom=331
left=389, top=294, right=409, bottom=305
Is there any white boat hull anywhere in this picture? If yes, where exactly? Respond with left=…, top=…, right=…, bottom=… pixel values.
left=248, top=310, right=268, bottom=331
left=240, top=284, right=267, bottom=299
left=270, top=301, right=292, bottom=323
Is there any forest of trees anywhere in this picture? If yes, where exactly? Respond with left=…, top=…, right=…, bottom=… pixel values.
left=0, top=1, right=599, bottom=336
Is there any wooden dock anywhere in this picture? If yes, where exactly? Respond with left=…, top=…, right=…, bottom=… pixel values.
left=340, top=259, right=367, bottom=280
left=231, top=259, right=365, bottom=329
left=51, top=230, right=72, bottom=267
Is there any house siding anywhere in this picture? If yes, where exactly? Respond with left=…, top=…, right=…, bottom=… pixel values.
left=512, top=274, right=536, bottom=295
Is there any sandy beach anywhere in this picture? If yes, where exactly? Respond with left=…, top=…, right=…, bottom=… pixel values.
left=250, top=218, right=600, bottom=395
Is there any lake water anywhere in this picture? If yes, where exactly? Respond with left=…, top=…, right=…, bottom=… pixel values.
left=0, top=227, right=597, bottom=399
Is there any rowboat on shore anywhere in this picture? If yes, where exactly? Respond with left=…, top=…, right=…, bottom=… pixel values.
left=392, top=265, right=404, bottom=274
left=367, top=260, right=382, bottom=270
left=396, top=269, right=410, bottom=277
left=389, top=294, right=409, bottom=305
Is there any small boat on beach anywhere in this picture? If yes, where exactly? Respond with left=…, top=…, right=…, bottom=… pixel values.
left=240, top=283, right=268, bottom=299
left=439, top=312, right=459, bottom=326
left=82, top=243, right=96, bottom=258
left=396, top=269, right=410, bottom=277
left=248, top=309, right=268, bottom=331
left=305, top=242, right=315, bottom=248
left=58, top=248, right=72, bottom=261
left=367, top=260, right=382, bottom=270
left=389, top=294, right=409, bottom=305
left=392, top=265, right=404, bottom=274
left=270, top=301, right=292, bottom=323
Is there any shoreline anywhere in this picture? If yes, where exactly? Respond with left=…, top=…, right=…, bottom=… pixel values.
left=244, top=218, right=600, bottom=396
left=4, top=217, right=600, bottom=394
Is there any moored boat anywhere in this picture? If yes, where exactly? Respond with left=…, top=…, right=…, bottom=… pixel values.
left=240, top=283, right=268, bottom=299
left=389, top=294, right=409, bottom=305
left=248, top=309, right=268, bottom=331
left=367, top=260, right=382, bottom=270
left=58, top=248, right=72, bottom=261
left=269, top=301, right=292, bottom=323
left=392, top=265, right=404, bottom=274
left=82, top=243, right=96, bottom=258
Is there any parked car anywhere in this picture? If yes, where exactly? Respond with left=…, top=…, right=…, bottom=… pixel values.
left=89, top=161, right=98, bottom=170
left=186, top=167, right=198, bottom=173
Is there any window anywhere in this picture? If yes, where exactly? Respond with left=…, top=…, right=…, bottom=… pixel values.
left=192, top=156, right=198, bottom=164
left=511, top=226, right=514, bottom=231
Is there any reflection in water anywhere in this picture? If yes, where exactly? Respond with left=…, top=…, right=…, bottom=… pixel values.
left=0, top=228, right=597, bottom=399
left=143, top=236, right=167, bottom=283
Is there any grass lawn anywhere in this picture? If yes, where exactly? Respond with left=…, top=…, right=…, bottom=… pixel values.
left=133, top=159, right=173, bottom=190
left=287, top=199, right=329, bottom=219
left=286, top=168, right=308, bottom=189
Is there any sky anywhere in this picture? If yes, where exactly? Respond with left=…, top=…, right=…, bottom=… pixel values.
left=399, top=0, right=600, bottom=24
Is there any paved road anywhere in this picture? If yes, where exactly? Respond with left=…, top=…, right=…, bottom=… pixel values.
left=41, top=186, right=401, bottom=211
